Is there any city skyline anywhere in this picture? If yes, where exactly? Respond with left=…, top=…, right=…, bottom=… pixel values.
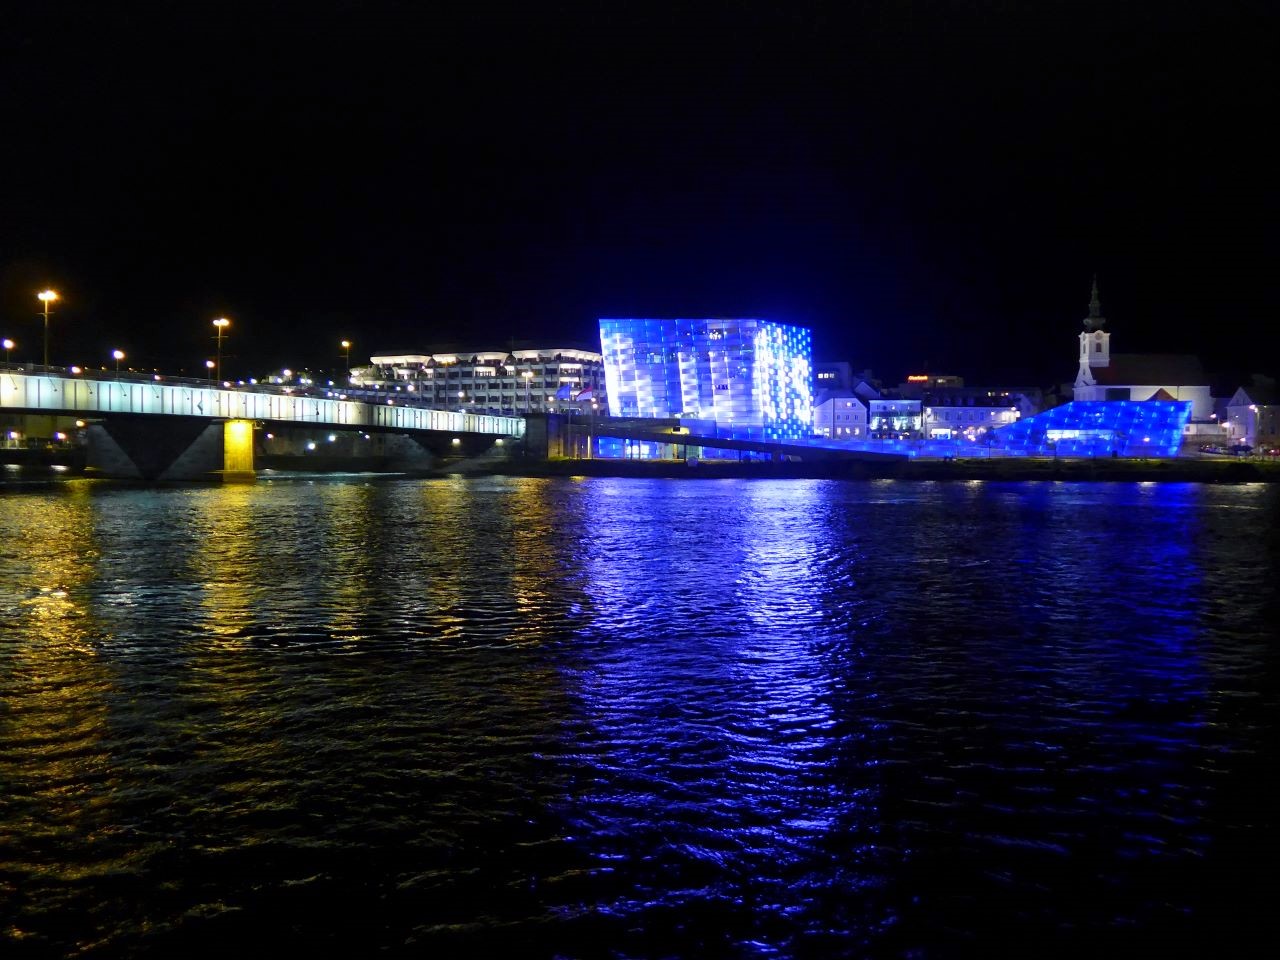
left=3, top=2, right=1276, bottom=387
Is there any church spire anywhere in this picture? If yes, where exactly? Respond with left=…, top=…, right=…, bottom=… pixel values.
left=1084, top=274, right=1106, bottom=330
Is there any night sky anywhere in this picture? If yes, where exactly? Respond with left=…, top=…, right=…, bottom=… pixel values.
left=2, top=0, right=1276, bottom=388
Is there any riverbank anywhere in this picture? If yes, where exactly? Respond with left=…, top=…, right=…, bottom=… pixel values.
left=5, top=449, right=1278, bottom=483
left=484, top=456, right=1280, bottom=482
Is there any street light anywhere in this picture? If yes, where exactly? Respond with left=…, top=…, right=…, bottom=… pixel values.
left=522, top=369, right=533, bottom=411
left=205, top=359, right=216, bottom=382
left=112, top=349, right=125, bottom=378
left=2, top=338, right=13, bottom=365
left=37, top=290, right=58, bottom=367
left=212, top=317, right=230, bottom=383
left=458, top=389, right=466, bottom=412
left=341, top=339, right=352, bottom=376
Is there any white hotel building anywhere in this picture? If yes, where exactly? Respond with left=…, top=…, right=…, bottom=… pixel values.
left=352, top=347, right=605, bottom=414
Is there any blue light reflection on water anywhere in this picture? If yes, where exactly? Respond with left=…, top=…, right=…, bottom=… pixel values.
left=564, top=481, right=887, bottom=952
left=546, top=479, right=1274, bottom=956
left=0, top=476, right=1276, bottom=958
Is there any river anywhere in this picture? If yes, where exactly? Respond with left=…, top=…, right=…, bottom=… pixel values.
left=1, top=475, right=1276, bottom=957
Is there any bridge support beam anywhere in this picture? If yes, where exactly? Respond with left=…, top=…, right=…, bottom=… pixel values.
left=85, top=417, right=255, bottom=481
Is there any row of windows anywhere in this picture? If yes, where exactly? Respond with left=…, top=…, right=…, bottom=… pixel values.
left=929, top=409, right=1010, bottom=421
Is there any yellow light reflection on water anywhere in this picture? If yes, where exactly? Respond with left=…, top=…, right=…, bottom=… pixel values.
left=2, top=480, right=117, bottom=877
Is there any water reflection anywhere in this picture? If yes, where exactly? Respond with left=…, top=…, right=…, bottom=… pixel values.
left=0, top=483, right=125, bottom=951
left=0, top=477, right=1275, bottom=957
left=562, top=480, right=886, bottom=954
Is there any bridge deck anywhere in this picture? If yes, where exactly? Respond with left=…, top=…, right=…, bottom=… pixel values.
left=1, top=373, right=524, bottom=437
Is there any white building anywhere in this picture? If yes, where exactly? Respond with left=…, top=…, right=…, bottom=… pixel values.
left=814, top=393, right=867, bottom=439
left=1226, top=383, right=1278, bottom=448
left=354, top=346, right=605, bottom=414
left=922, top=397, right=1021, bottom=439
left=1072, top=278, right=1213, bottom=419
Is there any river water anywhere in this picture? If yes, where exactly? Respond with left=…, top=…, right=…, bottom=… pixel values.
left=1, top=475, right=1276, bottom=958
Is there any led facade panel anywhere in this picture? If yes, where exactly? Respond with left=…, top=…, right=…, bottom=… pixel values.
left=992, top=400, right=1191, bottom=457
left=598, top=318, right=813, bottom=440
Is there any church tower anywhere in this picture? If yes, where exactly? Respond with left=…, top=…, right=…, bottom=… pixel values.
left=1076, top=275, right=1110, bottom=387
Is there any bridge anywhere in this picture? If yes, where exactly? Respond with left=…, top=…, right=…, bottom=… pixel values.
left=2, top=371, right=525, bottom=480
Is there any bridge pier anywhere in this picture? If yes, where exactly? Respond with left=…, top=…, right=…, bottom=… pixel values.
left=86, top=417, right=255, bottom=481
left=221, top=419, right=256, bottom=481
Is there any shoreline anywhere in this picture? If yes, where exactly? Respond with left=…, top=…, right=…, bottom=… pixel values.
left=482, top=456, right=1280, bottom=483
left=4, top=453, right=1278, bottom=484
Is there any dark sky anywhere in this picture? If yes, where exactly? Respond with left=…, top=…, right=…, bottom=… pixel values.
left=2, top=0, right=1276, bottom=387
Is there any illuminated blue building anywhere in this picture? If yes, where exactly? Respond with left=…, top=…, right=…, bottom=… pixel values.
left=992, top=400, right=1191, bottom=457
left=598, top=318, right=813, bottom=440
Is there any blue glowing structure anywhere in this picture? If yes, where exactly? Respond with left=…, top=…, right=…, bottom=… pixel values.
left=598, top=318, right=813, bottom=441
left=992, top=400, right=1191, bottom=457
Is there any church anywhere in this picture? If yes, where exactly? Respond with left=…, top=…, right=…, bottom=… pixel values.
left=1072, top=278, right=1212, bottom=420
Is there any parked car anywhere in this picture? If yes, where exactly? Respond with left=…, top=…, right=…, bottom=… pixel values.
left=1228, top=444, right=1254, bottom=456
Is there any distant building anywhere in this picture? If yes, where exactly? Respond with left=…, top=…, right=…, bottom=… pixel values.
left=850, top=376, right=882, bottom=403
left=1226, top=382, right=1278, bottom=448
left=813, top=363, right=880, bottom=437
left=868, top=397, right=922, bottom=437
left=921, top=394, right=1022, bottom=439
left=1072, top=278, right=1212, bottom=419
left=815, top=361, right=853, bottom=392
left=871, top=380, right=1023, bottom=438
left=598, top=318, right=813, bottom=440
left=354, top=346, right=605, bottom=414
left=814, top=393, right=867, bottom=439
left=899, top=373, right=964, bottom=394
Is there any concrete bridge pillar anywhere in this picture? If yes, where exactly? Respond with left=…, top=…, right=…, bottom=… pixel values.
left=221, top=419, right=256, bottom=482
left=85, top=417, right=256, bottom=481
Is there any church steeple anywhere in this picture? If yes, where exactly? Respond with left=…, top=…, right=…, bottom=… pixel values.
left=1084, top=274, right=1106, bottom=331
left=1076, top=274, right=1111, bottom=389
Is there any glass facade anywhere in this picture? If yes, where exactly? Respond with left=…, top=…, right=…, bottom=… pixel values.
left=598, top=318, right=813, bottom=441
left=992, top=400, right=1191, bottom=457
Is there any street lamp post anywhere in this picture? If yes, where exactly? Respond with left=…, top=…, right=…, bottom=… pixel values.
left=112, top=349, right=125, bottom=379
left=522, top=369, right=533, bottom=411
left=37, top=290, right=58, bottom=367
left=205, top=359, right=216, bottom=382
left=2, top=338, right=13, bottom=365
left=341, top=340, right=352, bottom=377
left=212, top=317, right=230, bottom=384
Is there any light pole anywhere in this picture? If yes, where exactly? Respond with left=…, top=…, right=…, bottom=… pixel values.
left=112, top=349, right=125, bottom=379
left=458, top=389, right=466, bottom=413
left=2, top=338, right=13, bottom=365
left=212, top=317, right=230, bottom=384
left=37, top=290, right=58, bottom=367
left=522, top=369, right=532, bottom=411
left=205, top=359, right=216, bottom=383
left=341, top=339, right=351, bottom=377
